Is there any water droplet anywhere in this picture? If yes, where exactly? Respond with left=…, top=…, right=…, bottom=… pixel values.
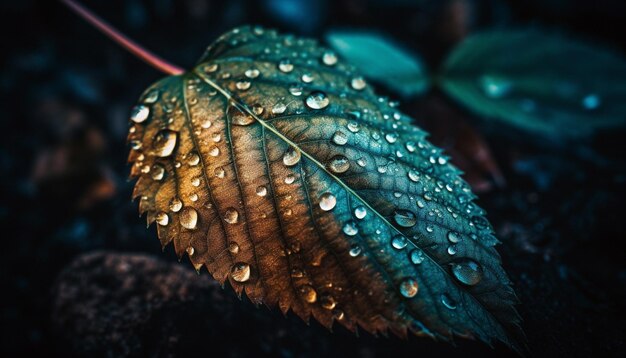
left=201, top=118, right=212, bottom=129
left=399, top=278, right=419, bottom=298
left=354, top=206, right=367, bottom=219
left=191, top=177, right=201, bottom=187
left=156, top=212, right=169, bottom=226
left=188, top=152, right=200, bottom=166
left=332, top=131, right=348, bottom=145
left=252, top=104, right=264, bottom=115
left=143, top=90, right=159, bottom=104
left=214, top=167, right=225, bottom=178
left=349, top=244, right=361, bottom=257
left=441, top=293, right=457, bottom=309
left=305, top=91, right=330, bottom=109
left=391, top=235, right=408, bottom=250
left=230, top=262, right=251, bottom=282
left=322, top=51, right=338, bottom=66
left=130, top=105, right=150, bottom=123
left=300, top=285, right=317, bottom=303
left=332, top=309, right=345, bottom=320
left=405, top=141, right=416, bottom=152
left=204, top=63, right=218, bottom=73
left=236, top=80, right=251, bottom=91
left=278, top=58, right=294, bottom=72
left=319, top=192, right=336, bottom=211
left=582, top=94, right=600, bottom=110
left=347, top=121, right=359, bottom=133
left=289, top=85, right=303, bottom=96
left=283, top=147, right=301, bottom=166
left=209, top=146, right=220, bottom=157
left=284, top=175, right=296, bottom=184
left=426, top=225, right=434, bottom=233
left=471, top=216, right=490, bottom=230
left=224, top=208, right=239, bottom=224
left=228, top=242, right=240, bottom=254
left=393, top=209, right=417, bottom=227
left=328, top=155, right=350, bottom=174
left=356, top=157, right=367, bottom=167
left=228, top=106, right=255, bottom=126
left=451, top=259, right=483, bottom=286
left=189, top=193, right=198, bottom=202
left=301, top=73, right=314, bottom=83
left=186, top=246, right=194, bottom=256
left=351, top=76, right=366, bottom=90
left=385, top=132, right=398, bottom=144
left=479, top=74, right=511, bottom=98
left=153, top=130, right=178, bottom=157
left=447, top=231, right=461, bottom=243
left=320, top=294, right=336, bottom=310
left=447, top=245, right=457, bottom=255
left=151, top=164, right=165, bottom=181
left=408, top=169, right=420, bottom=182
left=180, top=207, right=198, bottom=229
left=272, top=102, right=287, bottom=114
left=130, top=140, right=142, bottom=150
left=416, top=200, right=425, bottom=209
left=256, top=186, right=267, bottom=197
left=169, top=198, right=182, bottom=212
left=245, top=68, right=260, bottom=79
left=343, top=222, right=358, bottom=236
left=410, top=249, right=425, bottom=264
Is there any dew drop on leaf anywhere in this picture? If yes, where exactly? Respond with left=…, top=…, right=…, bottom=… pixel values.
left=319, top=192, right=337, bottom=211
left=320, top=294, right=337, bottom=310
left=156, top=212, right=169, bottom=226
left=322, top=51, right=338, bottom=66
left=332, top=131, right=348, bottom=145
left=169, top=198, right=182, bottom=212
left=143, top=90, right=159, bottom=104
left=278, top=58, right=294, bottom=72
left=349, top=244, right=361, bottom=257
left=409, top=249, right=425, bottom=264
left=305, top=91, right=330, bottom=109
left=343, top=221, right=358, bottom=236
left=151, top=164, right=165, bottom=181
left=228, top=242, right=240, bottom=254
left=283, top=147, right=302, bottom=166
left=451, top=259, right=483, bottom=286
left=224, top=208, right=239, bottom=224
left=393, top=209, right=417, bottom=227
left=300, top=285, right=318, bottom=303
left=228, top=105, right=256, bottom=126
left=180, top=207, right=198, bottom=229
left=399, top=277, right=419, bottom=298
left=245, top=68, right=260, bottom=79
left=391, top=235, right=408, bottom=250
left=256, top=186, right=267, bottom=197
left=447, top=231, right=461, bottom=243
left=153, top=130, right=178, bottom=157
left=230, top=262, right=251, bottom=282
left=327, top=155, right=350, bottom=173
left=351, top=76, right=367, bottom=90
left=272, top=102, right=287, bottom=114
left=354, top=206, right=367, bottom=219
left=130, top=105, right=150, bottom=123
left=442, top=293, right=457, bottom=309
left=188, top=152, right=200, bottom=166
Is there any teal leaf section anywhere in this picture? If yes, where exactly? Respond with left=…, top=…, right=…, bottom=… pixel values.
left=440, top=29, right=626, bottom=138
left=326, top=30, right=429, bottom=97
left=128, top=26, right=523, bottom=351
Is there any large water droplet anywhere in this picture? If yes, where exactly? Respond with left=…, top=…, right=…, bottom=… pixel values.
left=256, top=186, right=267, bottom=197
left=278, top=58, right=294, bottom=72
left=289, top=85, right=303, bottom=96
left=320, top=294, right=336, bottom=310
left=393, top=209, right=417, bottom=227
left=410, top=249, right=425, bottom=264
left=328, top=155, right=350, bottom=174
left=408, top=169, right=420, bottom=182
left=391, top=235, right=408, bottom=250
left=283, top=147, right=301, bottom=166
left=143, top=90, right=159, bottom=104
left=319, top=192, right=337, bottom=211
left=228, top=105, right=255, bottom=126
left=349, top=244, right=361, bottom=257
left=151, top=164, right=165, bottom=181
left=305, top=91, right=330, bottom=109
left=180, top=207, right=198, bottom=229
left=399, top=277, right=419, bottom=298
left=354, top=206, right=367, bottom=219
left=447, top=231, right=461, bottom=243
left=351, top=76, right=367, bottom=90
left=209, top=146, right=220, bottom=157
left=153, top=130, right=178, bottom=157
left=441, top=293, right=457, bottom=309
left=236, top=80, right=251, bottom=91
left=385, top=132, right=398, bottom=144
left=322, top=51, right=338, bottom=66
left=451, top=259, right=483, bottom=286
left=188, top=152, right=200, bottom=166
left=272, top=102, right=287, bottom=114
left=301, top=73, right=314, bottom=83
left=230, top=262, right=251, bottom=282
left=471, top=215, right=490, bottom=230
left=332, top=131, right=348, bottom=146
left=245, top=68, right=260, bottom=79
left=479, top=74, right=512, bottom=98
left=224, top=208, right=239, bottom=224
left=300, top=285, right=317, bottom=303
left=156, top=212, right=169, bottom=226
left=186, top=246, right=194, bottom=256
left=130, top=105, right=150, bottom=123
left=169, top=197, right=182, bottom=212
left=343, top=222, right=358, bottom=236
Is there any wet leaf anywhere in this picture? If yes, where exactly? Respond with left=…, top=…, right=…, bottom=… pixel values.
left=128, top=26, right=523, bottom=350
left=440, top=29, right=626, bottom=138
left=326, top=31, right=429, bottom=97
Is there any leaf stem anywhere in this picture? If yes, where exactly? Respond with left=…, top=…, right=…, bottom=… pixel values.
left=61, top=0, right=184, bottom=75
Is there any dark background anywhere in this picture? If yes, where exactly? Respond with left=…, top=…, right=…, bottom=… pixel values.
left=1, top=0, right=625, bottom=357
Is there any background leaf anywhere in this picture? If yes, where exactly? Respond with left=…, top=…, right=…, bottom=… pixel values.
left=440, top=29, right=626, bottom=138
left=326, top=30, right=429, bottom=97
left=127, top=26, right=522, bottom=350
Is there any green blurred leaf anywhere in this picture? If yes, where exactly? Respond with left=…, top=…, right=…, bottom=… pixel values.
left=440, top=29, right=626, bottom=138
left=327, top=30, right=429, bottom=97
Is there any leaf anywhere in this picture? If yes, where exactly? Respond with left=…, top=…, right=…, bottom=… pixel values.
left=127, top=26, right=523, bottom=350
left=439, top=29, right=626, bottom=138
left=326, top=30, right=429, bottom=97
